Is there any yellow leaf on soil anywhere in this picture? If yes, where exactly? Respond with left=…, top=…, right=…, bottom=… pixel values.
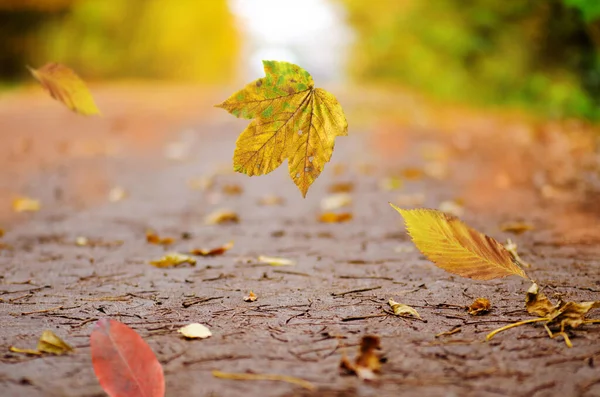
left=328, top=182, right=354, bottom=193
left=216, top=60, right=348, bottom=197
left=244, top=291, right=257, bottom=302
left=205, top=209, right=240, bottom=225
left=146, top=231, right=175, bottom=246
left=318, top=212, right=353, bottom=223
left=468, top=297, right=491, bottom=315
left=29, top=63, right=100, bottom=116
left=178, top=323, right=212, bottom=339
left=12, top=197, right=41, bottom=213
left=9, top=346, right=42, bottom=355
left=190, top=241, right=233, bottom=256
left=391, top=204, right=528, bottom=280
left=37, top=330, right=74, bottom=355
left=150, top=253, right=196, bottom=268
left=500, top=222, right=534, bottom=235
left=340, top=335, right=383, bottom=381
left=257, top=255, right=295, bottom=266
left=388, top=299, right=422, bottom=319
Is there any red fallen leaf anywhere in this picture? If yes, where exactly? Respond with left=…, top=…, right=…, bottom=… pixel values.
left=91, top=318, right=165, bottom=397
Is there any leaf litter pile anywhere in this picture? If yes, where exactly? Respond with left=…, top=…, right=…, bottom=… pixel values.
left=2, top=58, right=600, bottom=397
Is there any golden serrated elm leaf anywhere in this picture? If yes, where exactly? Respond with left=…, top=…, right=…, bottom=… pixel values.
left=390, top=204, right=528, bottom=280
left=29, top=63, right=100, bottom=116
left=216, top=60, right=347, bottom=197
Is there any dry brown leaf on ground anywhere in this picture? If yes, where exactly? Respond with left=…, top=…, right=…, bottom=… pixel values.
left=146, top=230, right=175, bottom=246
left=318, top=212, right=353, bottom=223
left=328, top=182, right=354, bottom=193
left=178, top=323, right=212, bottom=339
left=500, top=222, right=534, bottom=235
left=12, top=197, right=41, bottom=213
left=487, top=283, right=600, bottom=347
left=340, top=335, right=383, bottom=381
left=37, top=330, right=74, bottom=355
left=391, top=205, right=529, bottom=280
left=205, top=209, right=240, bottom=225
left=29, top=63, right=100, bottom=115
left=468, top=298, right=492, bottom=315
left=190, top=241, right=233, bottom=257
left=244, top=291, right=258, bottom=302
left=257, top=255, right=295, bottom=266
left=321, top=193, right=352, bottom=210
left=388, top=299, right=422, bottom=319
left=257, top=194, right=285, bottom=206
left=150, top=253, right=196, bottom=268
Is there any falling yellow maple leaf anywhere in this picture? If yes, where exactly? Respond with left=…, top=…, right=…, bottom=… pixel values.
left=216, top=60, right=348, bottom=197
left=390, top=204, right=528, bottom=280
left=29, top=63, right=100, bottom=116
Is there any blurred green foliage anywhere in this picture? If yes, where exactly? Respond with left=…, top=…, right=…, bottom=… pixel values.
left=341, top=0, right=600, bottom=120
left=0, top=0, right=239, bottom=83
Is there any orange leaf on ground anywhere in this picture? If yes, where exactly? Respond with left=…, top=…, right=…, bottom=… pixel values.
left=318, top=212, right=353, bottom=223
left=29, top=63, right=100, bottom=116
left=190, top=241, right=234, bottom=256
left=91, top=318, right=164, bottom=397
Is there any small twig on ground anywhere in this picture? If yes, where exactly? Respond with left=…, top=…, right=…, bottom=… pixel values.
left=182, top=296, right=224, bottom=308
left=212, top=370, right=315, bottom=391
left=273, top=269, right=311, bottom=277
left=341, top=313, right=387, bottom=322
left=338, top=275, right=394, bottom=281
left=331, top=286, right=381, bottom=297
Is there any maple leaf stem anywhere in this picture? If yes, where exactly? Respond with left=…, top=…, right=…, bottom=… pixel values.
left=485, top=317, right=550, bottom=341
left=543, top=324, right=573, bottom=348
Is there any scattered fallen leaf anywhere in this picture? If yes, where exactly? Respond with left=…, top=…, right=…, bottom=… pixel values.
left=244, top=291, right=258, bottom=302
left=12, top=197, right=41, bottom=213
left=394, top=193, right=425, bottom=208
left=108, top=187, right=127, bottom=203
left=91, top=318, right=165, bottom=397
left=216, top=60, right=348, bottom=197
left=468, top=298, right=491, bottom=316
left=400, top=167, right=424, bottom=180
left=150, top=253, right=196, bottom=268
left=340, top=335, right=383, bottom=381
left=438, top=199, right=464, bottom=217
left=388, top=298, right=422, bottom=319
left=391, top=205, right=528, bottom=280
left=190, top=241, right=234, bottom=256
left=212, top=370, right=314, bottom=391
left=187, top=176, right=214, bottom=191
left=487, top=283, right=600, bottom=347
left=258, top=194, right=285, bottom=206
left=504, top=239, right=532, bottom=268
left=205, top=209, right=240, bottom=225
left=328, top=181, right=354, bottom=193
left=435, top=326, right=461, bottom=338
left=379, top=176, right=403, bottom=191
left=321, top=193, right=352, bottom=210
left=318, top=212, right=353, bottom=223
left=9, top=346, right=42, bottom=355
left=37, top=330, right=74, bottom=355
left=75, top=236, right=88, bottom=246
left=222, top=184, right=243, bottom=195
left=146, top=231, right=175, bottom=246
left=177, top=323, right=212, bottom=339
left=500, top=221, right=534, bottom=235
left=257, top=255, right=295, bottom=266
left=29, top=62, right=100, bottom=115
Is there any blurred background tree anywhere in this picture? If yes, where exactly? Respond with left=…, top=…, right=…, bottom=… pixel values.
left=340, top=0, right=600, bottom=120
left=0, top=0, right=238, bottom=83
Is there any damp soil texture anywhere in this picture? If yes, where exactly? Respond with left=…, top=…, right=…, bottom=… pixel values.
left=1, top=85, right=600, bottom=397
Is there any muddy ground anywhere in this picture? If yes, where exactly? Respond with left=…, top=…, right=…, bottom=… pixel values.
left=1, top=85, right=600, bottom=397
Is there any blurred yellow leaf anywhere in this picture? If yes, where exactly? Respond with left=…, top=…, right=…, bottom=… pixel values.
left=257, top=255, right=295, bottom=266
left=12, top=197, right=41, bottom=213
left=37, top=330, right=74, bottom=355
left=108, top=187, right=127, bottom=203
left=150, top=253, right=196, bottom=268
left=321, top=193, right=352, bottom=211
left=391, top=205, right=528, bottom=280
left=500, top=222, right=534, bottom=235
left=328, top=182, right=354, bottom=193
left=379, top=176, right=403, bottom=191
left=205, top=209, right=239, bottom=225
left=216, top=60, right=348, bottom=197
left=400, top=167, right=424, bottom=180
left=340, top=335, right=382, bottom=381
left=244, top=291, right=257, bottom=302
left=258, top=194, right=285, bottom=206
left=222, top=184, right=243, bottom=195
left=438, top=200, right=464, bottom=217
left=146, top=231, right=175, bottom=246
left=318, top=212, right=353, bottom=223
left=9, top=346, right=42, bottom=355
left=29, top=63, right=100, bottom=116
left=190, top=241, right=233, bottom=256
left=187, top=176, right=214, bottom=191
left=177, top=323, right=212, bottom=339
left=468, top=297, right=491, bottom=315
left=388, top=299, right=421, bottom=319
